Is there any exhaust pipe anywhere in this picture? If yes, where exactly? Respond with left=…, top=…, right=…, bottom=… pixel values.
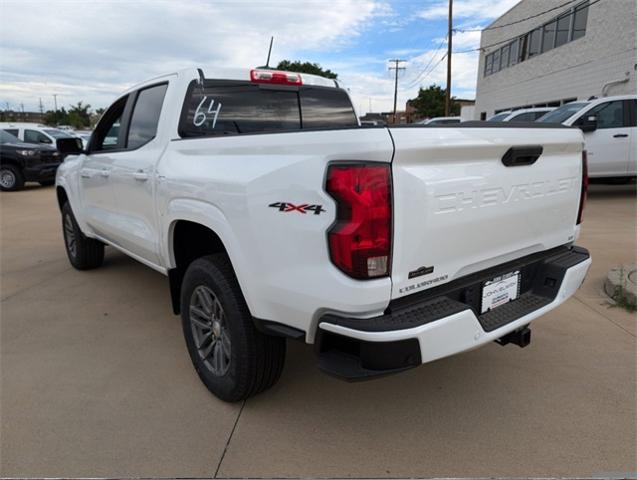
left=496, top=326, right=531, bottom=348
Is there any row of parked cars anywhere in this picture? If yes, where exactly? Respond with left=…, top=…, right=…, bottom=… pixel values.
left=421, top=94, right=637, bottom=179
left=0, top=123, right=92, bottom=191
left=1, top=94, right=635, bottom=191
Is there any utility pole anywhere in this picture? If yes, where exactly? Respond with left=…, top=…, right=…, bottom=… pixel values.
left=53, top=94, right=58, bottom=113
left=38, top=98, right=44, bottom=115
left=388, top=59, right=406, bottom=124
left=445, top=0, right=453, bottom=116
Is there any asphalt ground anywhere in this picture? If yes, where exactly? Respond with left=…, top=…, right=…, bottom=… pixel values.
left=1, top=182, right=635, bottom=478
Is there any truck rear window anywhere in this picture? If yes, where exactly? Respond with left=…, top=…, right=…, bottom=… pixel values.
left=179, top=80, right=358, bottom=137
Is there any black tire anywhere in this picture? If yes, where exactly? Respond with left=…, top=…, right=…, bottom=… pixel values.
left=39, top=180, right=55, bottom=187
left=0, top=165, right=25, bottom=191
left=61, top=202, right=105, bottom=270
left=180, top=254, right=286, bottom=402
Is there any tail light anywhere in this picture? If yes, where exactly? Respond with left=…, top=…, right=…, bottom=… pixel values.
left=325, top=163, right=392, bottom=279
left=250, top=69, right=302, bottom=85
left=577, top=150, right=588, bottom=225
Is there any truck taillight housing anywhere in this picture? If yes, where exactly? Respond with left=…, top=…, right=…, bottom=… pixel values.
left=577, top=150, right=588, bottom=225
left=325, top=163, right=392, bottom=279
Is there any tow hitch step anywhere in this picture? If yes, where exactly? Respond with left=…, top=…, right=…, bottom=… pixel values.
left=496, top=326, right=531, bottom=348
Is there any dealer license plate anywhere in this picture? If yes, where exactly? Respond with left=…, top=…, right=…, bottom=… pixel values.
left=481, top=271, right=520, bottom=314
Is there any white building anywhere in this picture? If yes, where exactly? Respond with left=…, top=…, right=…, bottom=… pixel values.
left=474, top=0, right=637, bottom=120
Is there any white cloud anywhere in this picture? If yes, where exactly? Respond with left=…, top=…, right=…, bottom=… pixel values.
left=418, top=0, right=521, bottom=21
left=0, top=0, right=390, bottom=111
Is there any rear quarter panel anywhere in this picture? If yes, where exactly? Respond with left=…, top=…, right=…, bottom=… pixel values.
left=158, top=128, right=394, bottom=341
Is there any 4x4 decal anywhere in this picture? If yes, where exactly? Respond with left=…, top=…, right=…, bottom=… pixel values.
left=269, top=202, right=326, bottom=215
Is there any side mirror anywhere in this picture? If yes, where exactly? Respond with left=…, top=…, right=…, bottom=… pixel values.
left=579, top=115, right=597, bottom=133
left=56, top=137, right=84, bottom=155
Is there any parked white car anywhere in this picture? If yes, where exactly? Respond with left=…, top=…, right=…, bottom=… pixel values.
left=55, top=67, right=591, bottom=402
left=538, top=95, right=636, bottom=178
left=419, top=116, right=461, bottom=125
left=487, top=108, right=556, bottom=123
left=0, top=123, right=77, bottom=147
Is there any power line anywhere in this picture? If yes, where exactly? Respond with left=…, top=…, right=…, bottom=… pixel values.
left=407, top=53, right=448, bottom=90
left=455, top=0, right=602, bottom=53
left=454, top=0, right=581, bottom=33
left=388, top=59, right=406, bottom=123
left=404, top=35, right=447, bottom=88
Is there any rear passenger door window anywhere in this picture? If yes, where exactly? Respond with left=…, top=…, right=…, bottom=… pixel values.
left=126, top=83, right=168, bottom=149
left=24, top=129, right=52, bottom=144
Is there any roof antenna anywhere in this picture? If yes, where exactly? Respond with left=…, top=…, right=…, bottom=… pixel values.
left=265, top=36, right=274, bottom=69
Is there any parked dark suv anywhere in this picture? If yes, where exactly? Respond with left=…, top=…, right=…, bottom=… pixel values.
left=0, top=130, right=62, bottom=191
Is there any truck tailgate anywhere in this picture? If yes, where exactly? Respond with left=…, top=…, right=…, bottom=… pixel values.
left=388, top=126, right=584, bottom=300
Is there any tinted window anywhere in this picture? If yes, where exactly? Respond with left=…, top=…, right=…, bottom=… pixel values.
left=583, top=101, right=625, bottom=129
left=484, top=54, right=493, bottom=76
left=510, top=39, right=519, bottom=66
left=92, top=96, right=128, bottom=152
left=555, top=13, right=571, bottom=47
left=500, top=44, right=510, bottom=69
left=528, top=28, right=542, bottom=57
left=127, top=84, right=168, bottom=149
left=3, top=128, right=19, bottom=137
left=509, top=112, right=538, bottom=122
left=180, top=81, right=357, bottom=138
left=0, top=130, right=19, bottom=144
left=24, top=129, right=52, bottom=144
left=542, top=21, right=556, bottom=52
left=492, top=49, right=500, bottom=73
left=538, top=102, right=588, bottom=123
left=487, top=112, right=511, bottom=122
left=299, top=88, right=358, bottom=129
left=43, top=129, right=73, bottom=139
left=572, top=3, right=589, bottom=40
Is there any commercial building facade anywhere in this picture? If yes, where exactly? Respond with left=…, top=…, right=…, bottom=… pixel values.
left=474, top=0, right=637, bottom=119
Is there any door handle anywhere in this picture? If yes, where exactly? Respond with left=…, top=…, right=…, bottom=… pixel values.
left=100, top=169, right=110, bottom=178
left=133, top=170, right=149, bottom=182
left=613, top=134, right=628, bottom=138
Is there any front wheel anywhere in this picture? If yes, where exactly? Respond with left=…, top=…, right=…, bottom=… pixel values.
left=61, top=202, right=105, bottom=270
left=180, top=254, right=286, bottom=402
left=0, top=165, right=24, bottom=191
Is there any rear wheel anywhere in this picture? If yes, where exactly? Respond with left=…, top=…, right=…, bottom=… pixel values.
left=61, top=202, right=104, bottom=270
left=0, top=165, right=24, bottom=191
left=181, top=254, right=286, bottom=402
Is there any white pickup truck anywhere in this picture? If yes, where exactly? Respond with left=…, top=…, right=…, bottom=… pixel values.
left=55, top=68, right=591, bottom=402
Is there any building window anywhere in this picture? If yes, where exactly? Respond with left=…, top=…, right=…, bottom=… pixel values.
left=528, top=28, right=542, bottom=57
left=542, top=20, right=556, bottom=53
left=555, top=13, right=571, bottom=47
left=509, top=39, right=519, bottom=66
left=482, top=0, right=589, bottom=77
left=500, top=44, right=510, bottom=69
left=492, top=49, right=501, bottom=73
left=572, top=2, right=589, bottom=40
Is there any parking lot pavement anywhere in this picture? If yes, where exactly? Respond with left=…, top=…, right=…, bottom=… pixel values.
left=1, top=184, right=635, bottom=478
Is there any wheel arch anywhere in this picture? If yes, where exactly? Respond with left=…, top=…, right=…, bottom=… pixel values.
left=167, top=218, right=234, bottom=315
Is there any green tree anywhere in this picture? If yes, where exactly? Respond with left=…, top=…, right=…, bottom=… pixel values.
left=408, top=84, right=460, bottom=118
left=275, top=60, right=338, bottom=79
left=68, top=101, right=92, bottom=128
left=43, top=107, right=68, bottom=126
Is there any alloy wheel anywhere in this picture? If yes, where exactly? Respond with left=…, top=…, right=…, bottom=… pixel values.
left=189, top=285, right=231, bottom=376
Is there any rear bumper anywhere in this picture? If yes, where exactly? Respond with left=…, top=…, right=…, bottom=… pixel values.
left=316, top=246, right=591, bottom=380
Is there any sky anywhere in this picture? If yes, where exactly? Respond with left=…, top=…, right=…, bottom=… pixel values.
left=0, top=0, right=521, bottom=116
